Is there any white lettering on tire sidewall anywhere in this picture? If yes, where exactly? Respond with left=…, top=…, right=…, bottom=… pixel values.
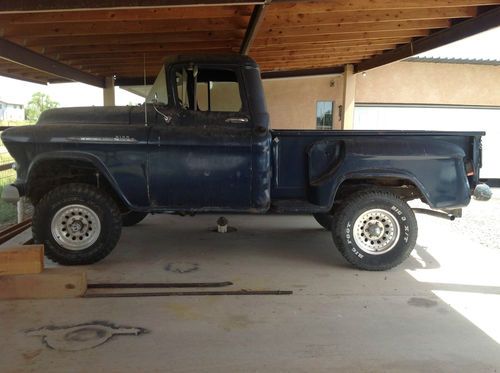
left=390, top=205, right=411, bottom=244
left=343, top=205, right=412, bottom=257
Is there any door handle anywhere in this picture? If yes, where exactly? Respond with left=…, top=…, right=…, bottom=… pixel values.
left=225, top=117, right=248, bottom=124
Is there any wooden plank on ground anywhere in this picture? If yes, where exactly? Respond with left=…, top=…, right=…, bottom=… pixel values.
left=0, top=244, right=44, bottom=276
left=0, top=268, right=87, bottom=300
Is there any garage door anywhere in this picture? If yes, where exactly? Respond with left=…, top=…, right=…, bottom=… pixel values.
left=354, top=104, right=500, bottom=179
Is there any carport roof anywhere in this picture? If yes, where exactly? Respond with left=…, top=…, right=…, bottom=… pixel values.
left=0, top=0, right=499, bottom=87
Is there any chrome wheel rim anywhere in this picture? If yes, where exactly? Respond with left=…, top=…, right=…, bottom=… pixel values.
left=353, top=209, right=400, bottom=255
left=51, top=204, right=101, bottom=251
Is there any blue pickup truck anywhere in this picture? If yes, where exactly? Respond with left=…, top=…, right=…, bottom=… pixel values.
left=1, top=55, right=489, bottom=270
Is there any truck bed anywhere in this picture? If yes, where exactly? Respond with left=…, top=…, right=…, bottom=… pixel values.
left=270, top=129, right=483, bottom=210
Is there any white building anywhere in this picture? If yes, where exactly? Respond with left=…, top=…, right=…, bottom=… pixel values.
left=0, top=100, right=24, bottom=121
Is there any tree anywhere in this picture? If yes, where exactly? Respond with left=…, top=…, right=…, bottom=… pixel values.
left=25, top=92, right=59, bottom=122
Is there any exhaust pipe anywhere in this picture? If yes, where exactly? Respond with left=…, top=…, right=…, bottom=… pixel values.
left=413, top=208, right=456, bottom=221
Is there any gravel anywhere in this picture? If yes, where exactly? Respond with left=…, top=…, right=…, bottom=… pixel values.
left=412, top=188, right=500, bottom=251
left=447, top=188, right=500, bottom=250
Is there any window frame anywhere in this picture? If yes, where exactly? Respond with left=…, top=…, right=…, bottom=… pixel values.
left=169, top=63, right=249, bottom=115
left=316, top=100, right=334, bottom=130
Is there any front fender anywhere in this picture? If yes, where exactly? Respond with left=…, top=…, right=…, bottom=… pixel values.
left=26, top=151, right=143, bottom=210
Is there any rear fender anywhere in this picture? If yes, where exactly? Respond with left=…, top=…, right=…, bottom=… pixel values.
left=307, top=138, right=470, bottom=209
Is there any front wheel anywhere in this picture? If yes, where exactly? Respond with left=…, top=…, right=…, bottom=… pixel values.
left=33, top=183, right=122, bottom=265
left=332, top=191, right=418, bottom=271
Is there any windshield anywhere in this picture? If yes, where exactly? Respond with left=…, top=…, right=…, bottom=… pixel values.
left=146, top=65, right=168, bottom=105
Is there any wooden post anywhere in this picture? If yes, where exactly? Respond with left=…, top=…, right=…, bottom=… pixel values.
left=103, top=76, right=115, bottom=106
left=341, top=64, right=356, bottom=130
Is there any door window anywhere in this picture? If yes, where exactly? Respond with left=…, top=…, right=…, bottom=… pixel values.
left=175, top=66, right=243, bottom=113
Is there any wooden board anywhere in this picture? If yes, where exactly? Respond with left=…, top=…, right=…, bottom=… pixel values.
left=0, top=268, right=87, bottom=300
left=0, top=244, right=44, bottom=276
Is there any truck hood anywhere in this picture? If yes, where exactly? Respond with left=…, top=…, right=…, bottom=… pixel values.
left=37, top=106, right=147, bottom=126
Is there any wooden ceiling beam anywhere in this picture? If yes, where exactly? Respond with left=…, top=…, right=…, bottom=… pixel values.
left=50, top=48, right=238, bottom=60
left=255, top=29, right=430, bottom=46
left=355, top=6, right=500, bottom=72
left=0, top=37, right=104, bottom=87
left=267, top=0, right=500, bottom=14
left=24, top=31, right=244, bottom=48
left=251, top=44, right=397, bottom=57
left=60, top=53, right=195, bottom=65
left=0, top=1, right=265, bottom=13
left=260, top=54, right=372, bottom=62
left=251, top=38, right=412, bottom=50
left=256, top=53, right=374, bottom=64
left=86, top=68, right=161, bottom=75
left=261, top=66, right=345, bottom=79
left=0, top=6, right=253, bottom=24
left=0, top=70, right=49, bottom=84
left=240, top=3, right=268, bottom=55
left=259, top=19, right=450, bottom=38
left=3, top=17, right=249, bottom=38
left=262, top=7, right=476, bottom=28
left=43, top=40, right=240, bottom=55
left=259, top=60, right=364, bottom=71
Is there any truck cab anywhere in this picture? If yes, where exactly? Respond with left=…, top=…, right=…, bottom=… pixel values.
left=145, top=55, right=271, bottom=212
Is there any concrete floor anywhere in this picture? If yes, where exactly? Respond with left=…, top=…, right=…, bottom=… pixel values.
left=1, top=204, right=500, bottom=372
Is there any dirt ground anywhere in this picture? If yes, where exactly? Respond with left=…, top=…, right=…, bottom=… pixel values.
left=410, top=188, right=499, bottom=251
left=448, top=188, right=499, bottom=250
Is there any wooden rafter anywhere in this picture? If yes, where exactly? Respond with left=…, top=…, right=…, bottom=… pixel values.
left=355, top=6, right=500, bottom=72
left=0, top=38, right=104, bottom=87
left=0, top=0, right=265, bottom=13
left=240, top=3, right=268, bottom=55
left=0, top=0, right=498, bottom=84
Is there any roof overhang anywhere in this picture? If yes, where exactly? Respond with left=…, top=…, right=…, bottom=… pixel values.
left=0, top=0, right=499, bottom=85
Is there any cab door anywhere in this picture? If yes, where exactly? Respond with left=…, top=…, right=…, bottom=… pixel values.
left=148, top=65, right=253, bottom=211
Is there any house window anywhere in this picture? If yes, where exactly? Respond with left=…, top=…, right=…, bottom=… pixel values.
left=316, top=101, right=334, bottom=130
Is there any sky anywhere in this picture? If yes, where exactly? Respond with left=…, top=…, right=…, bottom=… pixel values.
left=417, top=26, right=500, bottom=60
left=0, top=76, right=144, bottom=107
left=0, top=26, right=499, bottom=108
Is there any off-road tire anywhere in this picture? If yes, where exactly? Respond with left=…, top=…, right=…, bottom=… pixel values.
left=122, top=211, right=148, bottom=227
left=332, top=191, right=418, bottom=271
left=313, top=213, right=333, bottom=230
left=33, top=183, right=122, bottom=265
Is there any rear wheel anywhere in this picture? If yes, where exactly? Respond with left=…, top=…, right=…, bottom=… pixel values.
left=332, top=191, right=417, bottom=271
left=313, top=213, right=333, bottom=230
left=122, top=211, right=148, bottom=227
left=33, top=183, right=122, bottom=265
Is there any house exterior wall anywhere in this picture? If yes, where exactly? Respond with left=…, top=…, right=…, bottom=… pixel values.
left=262, top=61, right=500, bottom=130
left=263, top=75, right=344, bottom=130
left=0, top=102, right=24, bottom=121
left=355, top=61, right=500, bottom=106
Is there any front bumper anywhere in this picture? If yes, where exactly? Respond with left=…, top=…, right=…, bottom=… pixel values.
left=1, top=184, right=20, bottom=204
left=473, top=183, right=492, bottom=201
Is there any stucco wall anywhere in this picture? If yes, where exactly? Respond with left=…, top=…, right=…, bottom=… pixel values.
left=355, top=61, right=500, bottom=106
left=261, top=61, right=500, bottom=130
left=262, top=75, right=344, bottom=130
